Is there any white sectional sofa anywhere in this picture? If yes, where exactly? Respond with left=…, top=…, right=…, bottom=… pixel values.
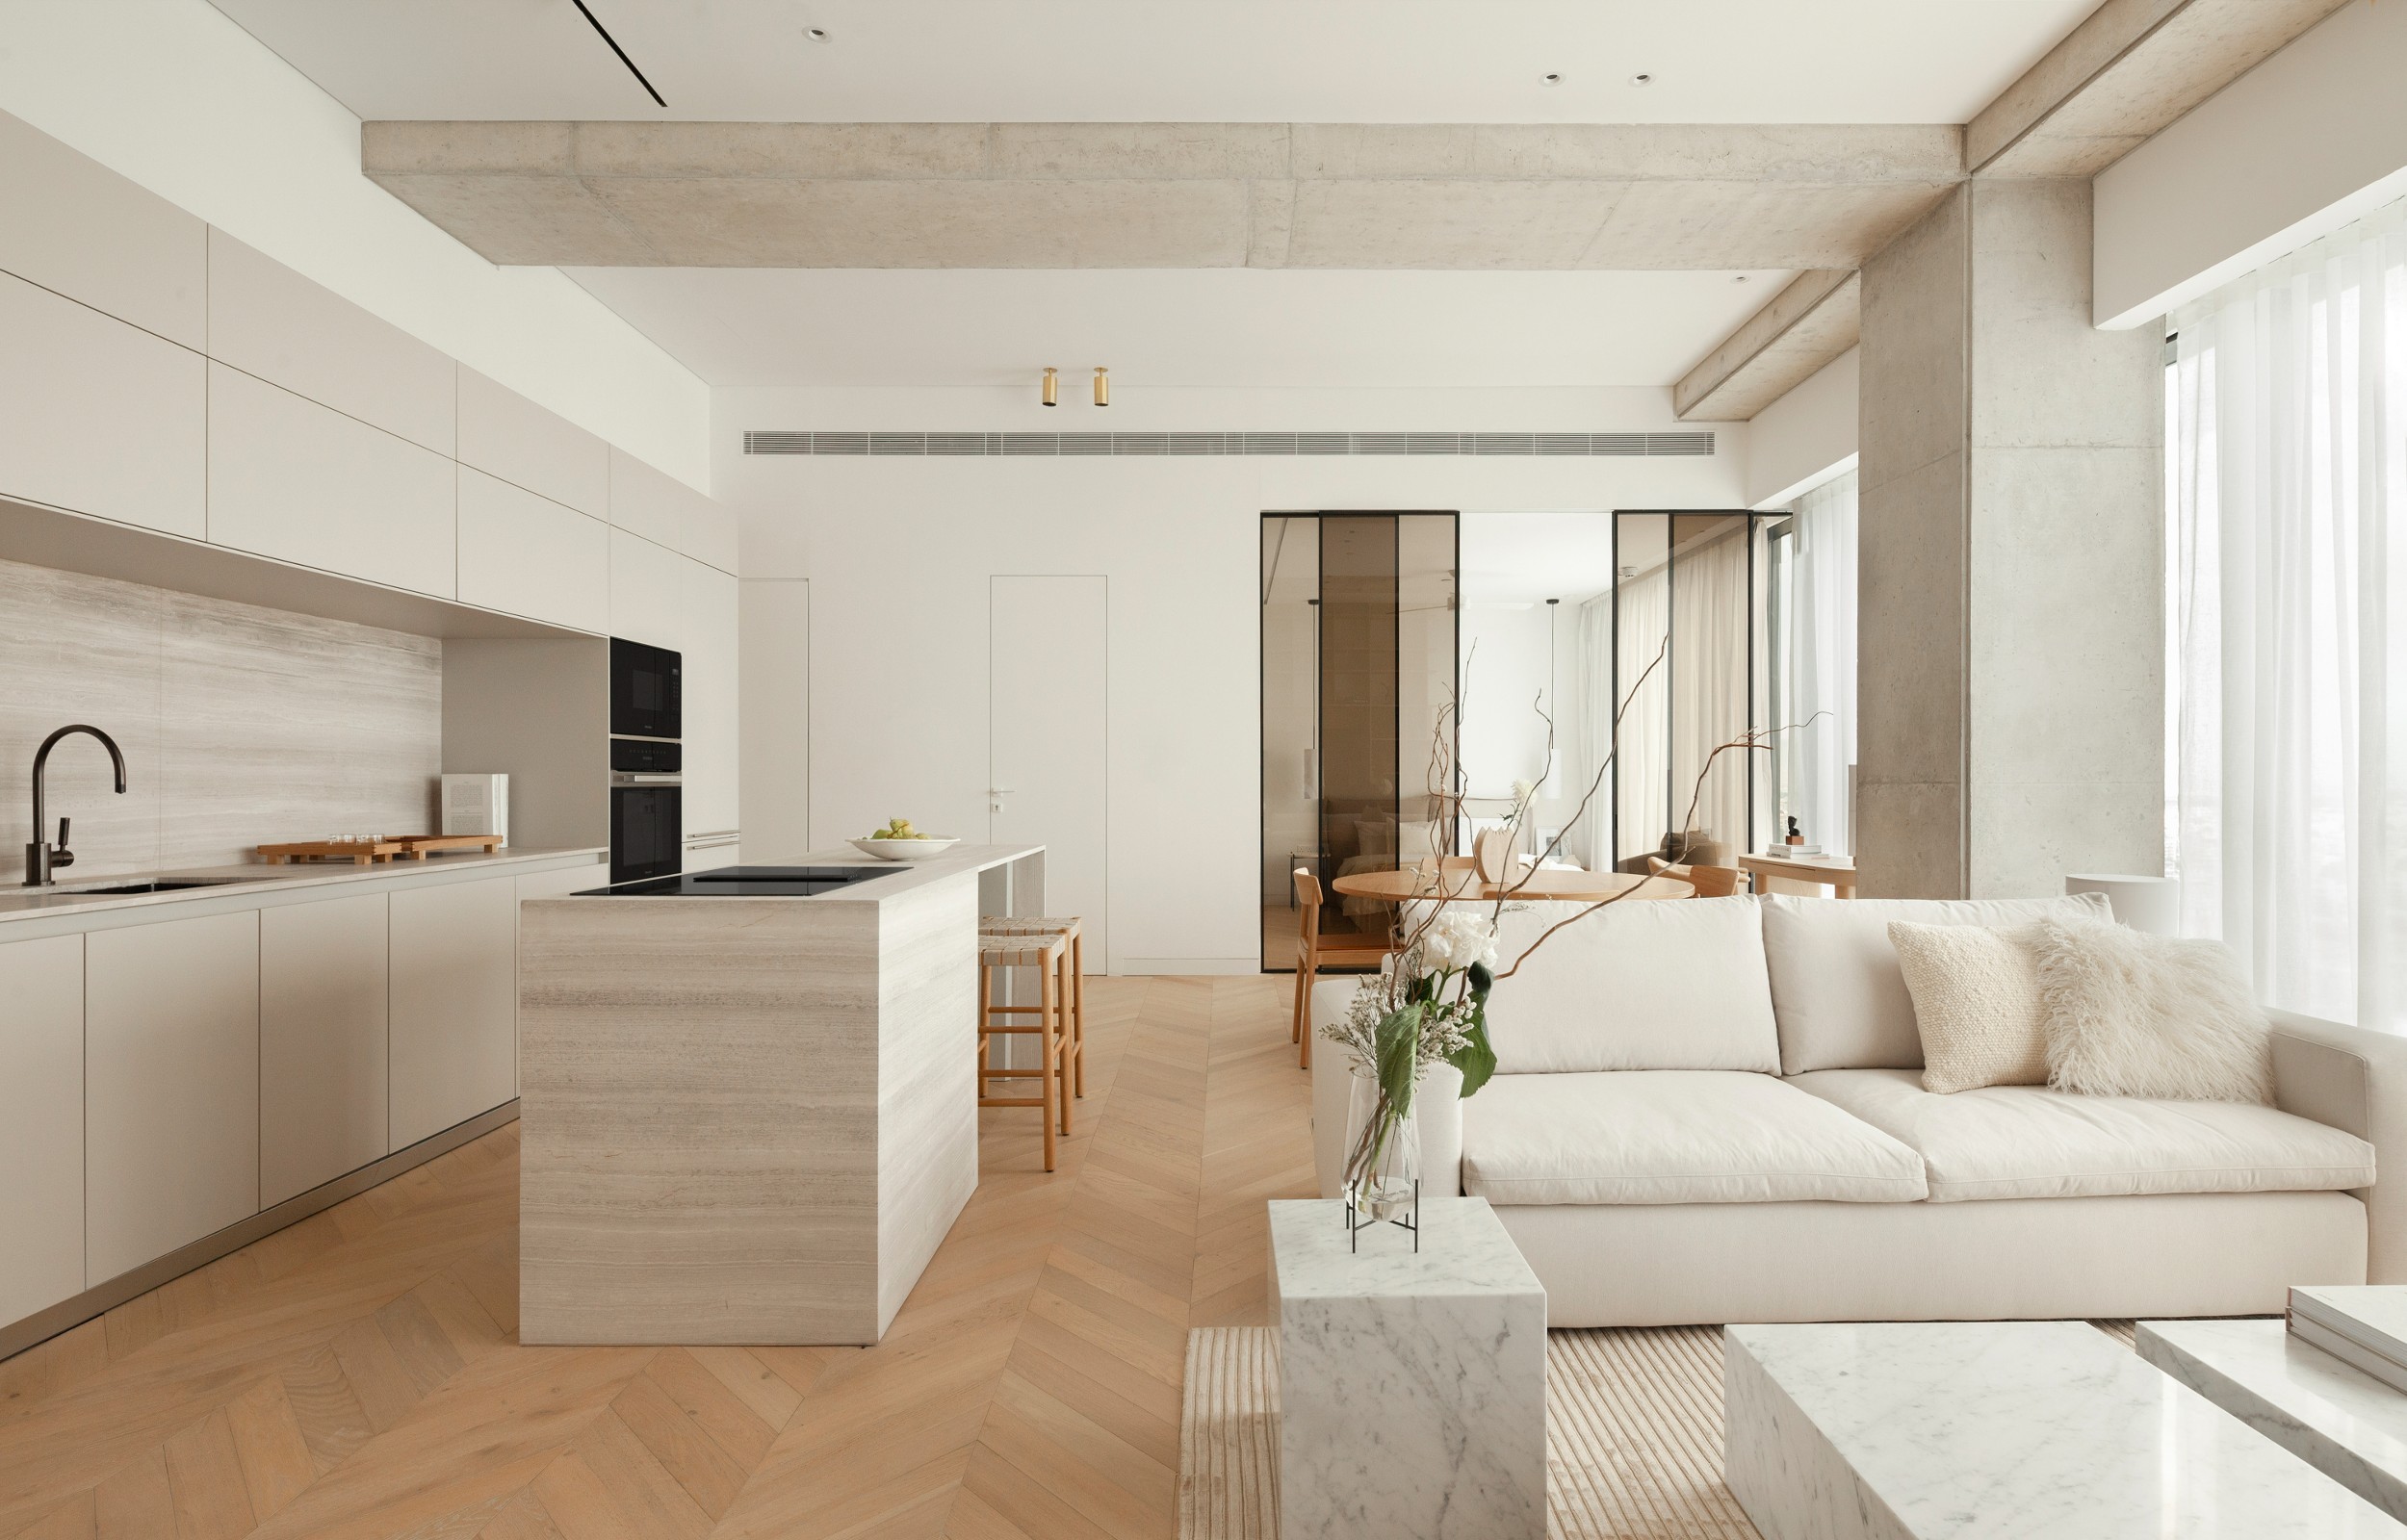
left=1310, top=893, right=2407, bottom=1327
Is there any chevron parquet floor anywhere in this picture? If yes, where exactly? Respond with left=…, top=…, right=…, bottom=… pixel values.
left=0, top=974, right=1314, bottom=1540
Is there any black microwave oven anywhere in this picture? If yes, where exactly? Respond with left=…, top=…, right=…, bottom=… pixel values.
left=610, top=636, right=682, bottom=740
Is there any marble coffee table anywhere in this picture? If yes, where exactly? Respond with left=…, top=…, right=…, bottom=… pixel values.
left=2141, top=1318, right=2407, bottom=1522
left=1267, top=1196, right=1546, bottom=1540
left=1725, top=1321, right=2407, bottom=1538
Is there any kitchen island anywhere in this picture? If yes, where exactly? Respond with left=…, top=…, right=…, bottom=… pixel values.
left=515, top=842, right=1045, bottom=1346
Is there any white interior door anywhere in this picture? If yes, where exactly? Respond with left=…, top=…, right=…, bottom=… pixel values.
left=990, top=576, right=1107, bottom=968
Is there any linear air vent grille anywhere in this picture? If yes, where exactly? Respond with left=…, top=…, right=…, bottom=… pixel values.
left=742, top=429, right=1714, bottom=458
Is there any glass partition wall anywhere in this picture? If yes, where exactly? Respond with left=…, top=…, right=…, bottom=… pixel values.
left=1609, top=510, right=1776, bottom=871
left=1260, top=513, right=1459, bottom=969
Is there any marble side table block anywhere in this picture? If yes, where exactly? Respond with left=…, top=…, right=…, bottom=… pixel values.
left=2142, top=1318, right=2407, bottom=1522
left=1725, top=1321, right=2407, bottom=1540
left=1268, top=1196, right=1546, bottom=1540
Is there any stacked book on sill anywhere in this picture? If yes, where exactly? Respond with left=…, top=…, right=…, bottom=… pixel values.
left=2291, top=1286, right=2407, bottom=1393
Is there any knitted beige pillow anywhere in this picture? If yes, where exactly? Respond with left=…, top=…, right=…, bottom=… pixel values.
left=1888, top=920, right=2049, bottom=1093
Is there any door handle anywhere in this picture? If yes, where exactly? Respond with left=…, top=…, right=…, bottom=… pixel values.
left=988, top=786, right=1014, bottom=812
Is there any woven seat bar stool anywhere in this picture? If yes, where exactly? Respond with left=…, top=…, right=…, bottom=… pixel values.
left=979, top=914, right=1086, bottom=1100
left=976, top=930, right=1072, bottom=1171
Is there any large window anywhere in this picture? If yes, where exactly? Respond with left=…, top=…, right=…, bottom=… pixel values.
left=2166, top=196, right=2407, bottom=1030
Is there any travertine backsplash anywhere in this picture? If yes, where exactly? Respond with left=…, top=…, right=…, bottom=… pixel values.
left=0, top=557, right=440, bottom=881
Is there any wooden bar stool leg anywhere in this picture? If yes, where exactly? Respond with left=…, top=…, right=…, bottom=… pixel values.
left=976, top=959, right=993, bottom=1097
left=1064, top=943, right=1083, bottom=1136
left=1040, top=961, right=1059, bottom=1170
left=1070, top=932, right=1086, bottom=1098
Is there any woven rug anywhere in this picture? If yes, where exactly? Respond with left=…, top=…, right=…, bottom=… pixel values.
left=1178, top=1325, right=1756, bottom=1540
left=1178, top=1322, right=2144, bottom=1539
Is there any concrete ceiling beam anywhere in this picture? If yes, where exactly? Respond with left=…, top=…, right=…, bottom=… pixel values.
left=1967, top=0, right=2353, bottom=178
left=1671, top=269, right=1859, bottom=422
left=359, top=120, right=1962, bottom=270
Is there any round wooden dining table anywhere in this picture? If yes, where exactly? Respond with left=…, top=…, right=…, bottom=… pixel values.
left=1329, top=867, right=1694, bottom=903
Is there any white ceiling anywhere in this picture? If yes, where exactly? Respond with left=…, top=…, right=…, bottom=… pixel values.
left=563, top=267, right=1792, bottom=388
left=213, top=0, right=2093, bottom=125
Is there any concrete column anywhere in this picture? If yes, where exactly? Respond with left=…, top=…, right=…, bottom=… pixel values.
left=1856, top=179, right=2163, bottom=899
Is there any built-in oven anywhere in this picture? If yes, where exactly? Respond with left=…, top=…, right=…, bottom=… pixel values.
left=610, top=637, right=683, bottom=741
left=609, top=737, right=684, bottom=885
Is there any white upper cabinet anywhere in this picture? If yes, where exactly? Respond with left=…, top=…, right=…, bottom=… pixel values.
left=457, top=467, right=609, bottom=633
left=608, top=526, right=686, bottom=653
left=606, top=447, right=686, bottom=552
left=458, top=368, right=608, bottom=517
left=0, top=110, right=204, bottom=348
left=686, top=499, right=740, bottom=576
left=205, top=230, right=456, bottom=457
left=0, top=270, right=205, bottom=538
left=683, top=558, right=740, bottom=836
left=608, top=448, right=738, bottom=575
left=207, top=363, right=458, bottom=599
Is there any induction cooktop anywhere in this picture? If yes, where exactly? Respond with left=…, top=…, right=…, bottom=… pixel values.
left=577, top=865, right=901, bottom=896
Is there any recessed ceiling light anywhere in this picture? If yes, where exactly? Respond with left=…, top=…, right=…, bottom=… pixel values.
left=1733, top=274, right=1750, bottom=283
left=1540, top=72, right=1563, bottom=87
left=1628, top=72, right=1654, bottom=87
left=805, top=26, right=829, bottom=41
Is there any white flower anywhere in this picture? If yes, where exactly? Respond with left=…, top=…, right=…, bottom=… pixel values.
left=1417, top=910, right=1498, bottom=974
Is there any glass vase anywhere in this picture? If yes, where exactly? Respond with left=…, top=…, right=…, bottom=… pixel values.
left=1341, top=1065, right=1420, bottom=1240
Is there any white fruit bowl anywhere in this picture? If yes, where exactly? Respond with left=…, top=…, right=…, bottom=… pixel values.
left=849, top=836, right=960, bottom=861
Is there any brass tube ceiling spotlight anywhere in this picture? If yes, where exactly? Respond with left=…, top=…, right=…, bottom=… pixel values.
left=1039, top=365, right=1109, bottom=406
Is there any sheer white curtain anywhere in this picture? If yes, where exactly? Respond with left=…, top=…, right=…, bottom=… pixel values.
left=1788, top=471, right=1858, bottom=856
left=1566, top=593, right=1618, bottom=869
left=2170, top=195, right=2407, bottom=1030
left=1670, top=524, right=1750, bottom=856
left=1612, top=574, right=1669, bottom=866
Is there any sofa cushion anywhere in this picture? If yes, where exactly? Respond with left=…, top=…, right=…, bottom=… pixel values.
left=1762, top=892, right=2112, bottom=1074
left=1786, top=1067, right=2375, bottom=1202
left=1460, top=1070, right=1928, bottom=1205
left=1480, top=897, right=1780, bottom=1074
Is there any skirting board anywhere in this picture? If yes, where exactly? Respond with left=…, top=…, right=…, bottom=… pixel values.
left=1120, top=958, right=1260, bottom=976
left=0, top=1099, right=522, bottom=1363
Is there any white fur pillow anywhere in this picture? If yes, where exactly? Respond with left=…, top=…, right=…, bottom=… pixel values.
left=1889, top=920, right=2050, bottom=1093
left=2029, top=911, right=2271, bottom=1103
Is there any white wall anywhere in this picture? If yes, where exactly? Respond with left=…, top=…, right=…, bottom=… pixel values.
left=1458, top=600, right=1562, bottom=799
left=1745, top=347, right=1858, bottom=508
left=0, top=0, right=710, bottom=488
left=2094, top=0, right=2407, bottom=328
left=718, top=384, right=1745, bottom=971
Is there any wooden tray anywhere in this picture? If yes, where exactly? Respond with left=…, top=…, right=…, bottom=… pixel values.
left=257, top=834, right=505, bottom=865
left=258, top=839, right=406, bottom=865
left=389, top=834, right=505, bottom=860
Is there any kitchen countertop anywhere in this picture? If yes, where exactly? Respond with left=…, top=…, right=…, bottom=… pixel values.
left=0, top=845, right=607, bottom=927
left=561, top=843, right=1043, bottom=902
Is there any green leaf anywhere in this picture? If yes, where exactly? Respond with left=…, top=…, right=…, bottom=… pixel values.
left=1408, top=971, right=1436, bottom=1005
left=1373, top=1003, right=1424, bottom=1116
left=1467, top=961, right=1493, bottom=997
left=1447, top=1013, right=1497, bottom=1098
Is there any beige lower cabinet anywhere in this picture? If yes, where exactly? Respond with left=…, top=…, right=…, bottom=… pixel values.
left=0, top=934, right=86, bottom=1323
left=390, top=876, right=516, bottom=1149
left=85, top=911, right=261, bottom=1285
left=259, top=892, right=390, bottom=1207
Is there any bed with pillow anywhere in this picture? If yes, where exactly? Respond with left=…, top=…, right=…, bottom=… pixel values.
left=1307, top=892, right=2407, bottom=1326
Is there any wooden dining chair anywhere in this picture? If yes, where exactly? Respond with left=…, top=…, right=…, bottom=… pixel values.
left=1291, top=868, right=1396, bottom=1069
left=1646, top=856, right=1745, bottom=898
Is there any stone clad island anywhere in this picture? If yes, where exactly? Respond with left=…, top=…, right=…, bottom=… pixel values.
left=515, top=843, right=1045, bottom=1346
